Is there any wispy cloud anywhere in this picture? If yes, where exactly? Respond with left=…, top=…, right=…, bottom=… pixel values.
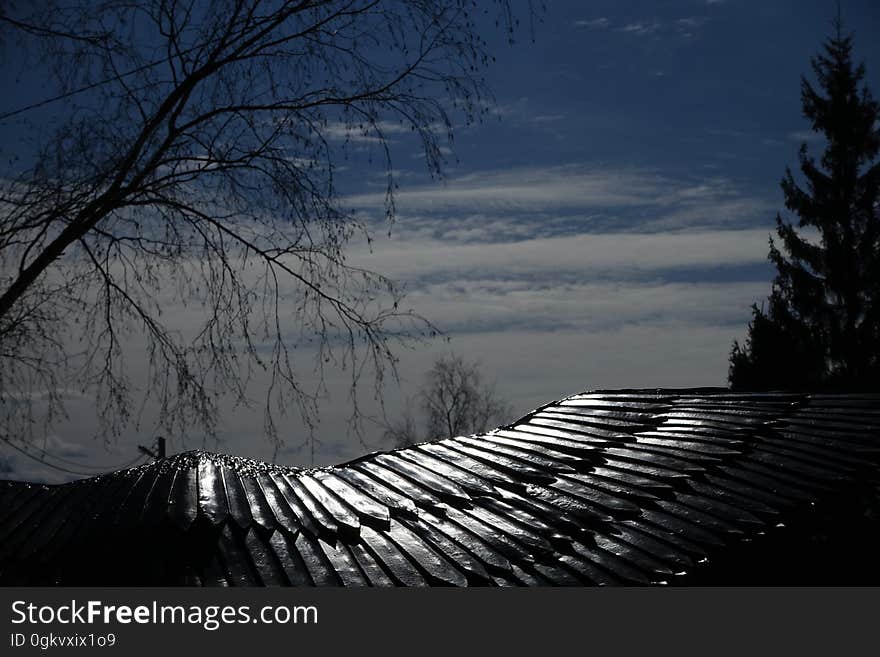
left=9, top=162, right=774, bottom=480
left=409, top=145, right=453, bottom=159
left=324, top=119, right=415, bottom=144
left=616, top=16, right=709, bottom=39
left=348, top=166, right=665, bottom=212
left=0, top=433, right=133, bottom=484
left=574, top=17, right=611, bottom=30
left=351, top=226, right=771, bottom=287
left=531, top=114, right=566, bottom=123
left=573, top=15, right=709, bottom=39
left=619, top=21, right=663, bottom=36
left=338, top=162, right=773, bottom=418
left=788, top=130, right=824, bottom=143
left=346, top=164, right=772, bottom=236
left=402, top=279, right=768, bottom=335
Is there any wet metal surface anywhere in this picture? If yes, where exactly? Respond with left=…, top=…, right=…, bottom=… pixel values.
left=1, top=389, right=879, bottom=585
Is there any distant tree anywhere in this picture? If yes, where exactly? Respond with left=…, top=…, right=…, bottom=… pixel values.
left=0, top=1, right=536, bottom=454
left=729, top=18, right=880, bottom=391
left=384, top=354, right=512, bottom=447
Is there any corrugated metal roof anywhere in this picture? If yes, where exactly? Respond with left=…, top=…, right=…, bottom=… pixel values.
left=2, top=389, right=879, bottom=585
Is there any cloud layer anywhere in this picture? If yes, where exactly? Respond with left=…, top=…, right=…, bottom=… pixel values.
left=3, top=162, right=776, bottom=480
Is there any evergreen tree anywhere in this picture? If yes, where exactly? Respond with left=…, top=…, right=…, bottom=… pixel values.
left=730, top=19, right=880, bottom=391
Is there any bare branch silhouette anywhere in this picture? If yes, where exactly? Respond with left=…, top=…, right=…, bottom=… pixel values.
left=0, top=1, right=535, bottom=456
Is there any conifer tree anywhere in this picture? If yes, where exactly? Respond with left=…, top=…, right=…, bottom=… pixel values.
left=729, top=18, right=880, bottom=391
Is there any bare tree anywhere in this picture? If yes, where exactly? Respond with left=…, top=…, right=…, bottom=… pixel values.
left=0, top=1, right=535, bottom=456
left=384, top=354, right=513, bottom=447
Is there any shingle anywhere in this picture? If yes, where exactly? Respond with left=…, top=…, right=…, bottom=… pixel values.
left=297, top=474, right=361, bottom=538
left=197, top=458, right=228, bottom=525
left=358, top=525, right=428, bottom=586
left=313, top=471, right=391, bottom=530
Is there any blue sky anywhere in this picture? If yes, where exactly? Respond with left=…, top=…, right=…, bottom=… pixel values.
left=2, top=0, right=880, bottom=481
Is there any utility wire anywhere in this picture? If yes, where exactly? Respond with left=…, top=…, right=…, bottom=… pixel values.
left=0, top=18, right=205, bottom=123
left=0, top=436, right=146, bottom=476
left=0, top=55, right=172, bottom=122
left=23, top=440, right=147, bottom=471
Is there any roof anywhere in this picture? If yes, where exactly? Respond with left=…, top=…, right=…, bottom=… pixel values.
left=2, top=388, right=880, bottom=586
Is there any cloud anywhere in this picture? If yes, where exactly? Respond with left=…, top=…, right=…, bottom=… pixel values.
left=0, top=388, right=88, bottom=403
left=347, top=166, right=661, bottom=211
left=615, top=16, right=709, bottom=39
left=675, top=17, right=707, bottom=37
left=346, top=164, right=773, bottom=236
left=4, top=158, right=777, bottom=477
left=351, top=226, right=770, bottom=287
left=323, top=119, right=415, bottom=144
left=402, top=278, right=767, bottom=335
left=574, top=18, right=610, bottom=30
left=619, top=22, right=663, bottom=36
left=531, top=114, right=566, bottom=123
left=788, top=130, right=824, bottom=143
left=0, top=432, right=135, bottom=484
left=410, top=145, right=453, bottom=159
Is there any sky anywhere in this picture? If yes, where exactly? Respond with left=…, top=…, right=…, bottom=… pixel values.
left=2, top=0, right=880, bottom=482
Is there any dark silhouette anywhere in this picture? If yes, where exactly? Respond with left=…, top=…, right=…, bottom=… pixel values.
left=0, top=2, right=535, bottom=454
left=729, top=18, right=880, bottom=391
